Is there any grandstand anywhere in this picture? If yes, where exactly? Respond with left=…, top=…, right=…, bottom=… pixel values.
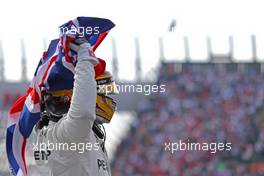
left=112, top=36, right=264, bottom=175
left=1, top=36, right=264, bottom=176
left=112, top=62, right=264, bottom=175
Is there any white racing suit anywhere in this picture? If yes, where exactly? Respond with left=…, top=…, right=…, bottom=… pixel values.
left=35, top=59, right=111, bottom=176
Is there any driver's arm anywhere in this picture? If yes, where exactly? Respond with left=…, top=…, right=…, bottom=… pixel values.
left=50, top=43, right=97, bottom=143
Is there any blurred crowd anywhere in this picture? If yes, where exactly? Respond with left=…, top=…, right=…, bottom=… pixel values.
left=0, top=91, right=23, bottom=175
left=0, top=91, right=21, bottom=110
left=112, top=64, right=264, bottom=176
left=0, top=111, right=9, bottom=175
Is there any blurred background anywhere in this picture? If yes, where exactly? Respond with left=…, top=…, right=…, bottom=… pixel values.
left=2, top=0, right=264, bottom=175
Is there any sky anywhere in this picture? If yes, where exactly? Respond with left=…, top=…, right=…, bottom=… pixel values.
left=1, top=0, right=264, bottom=81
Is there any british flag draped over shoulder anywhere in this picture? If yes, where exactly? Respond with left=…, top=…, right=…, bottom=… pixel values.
left=5, top=17, right=115, bottom=176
